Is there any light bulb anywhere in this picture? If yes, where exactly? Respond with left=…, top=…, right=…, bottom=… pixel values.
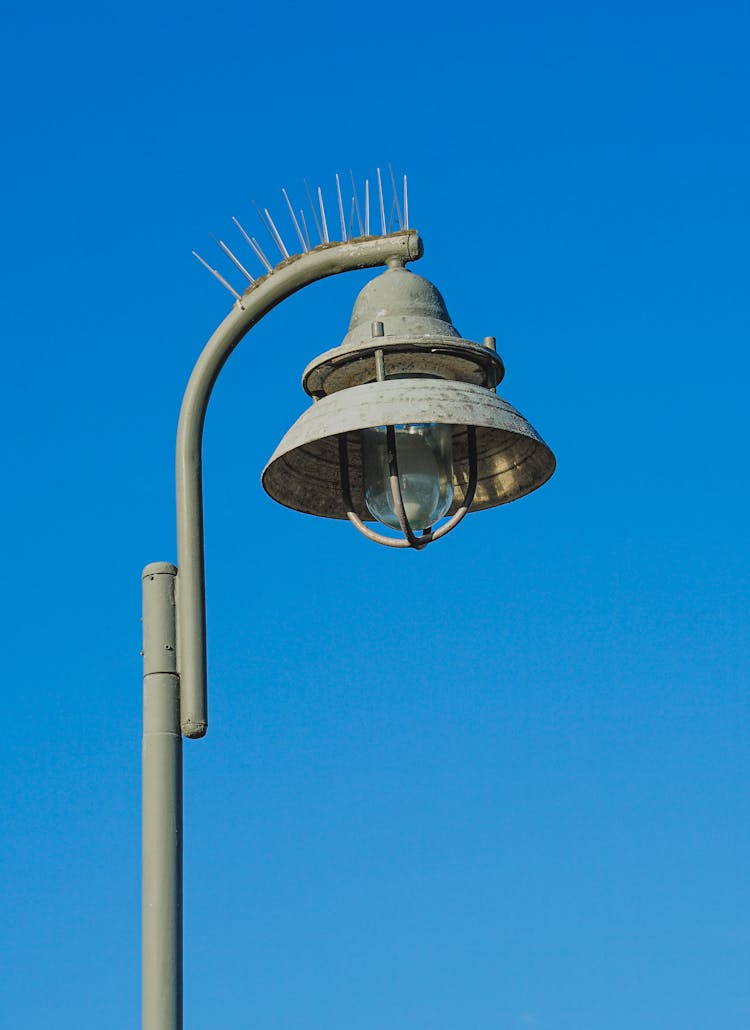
left=361, top=422, right=454, bottom=531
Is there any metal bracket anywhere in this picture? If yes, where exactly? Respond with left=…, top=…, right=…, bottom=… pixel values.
left=176, top=232, right=423, bottom=737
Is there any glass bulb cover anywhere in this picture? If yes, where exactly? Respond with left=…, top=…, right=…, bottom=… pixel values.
left=361, top=422, right=454, bottom=531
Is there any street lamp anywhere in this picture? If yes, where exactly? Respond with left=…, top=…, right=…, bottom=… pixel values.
left=264, top=261, right=555, bottom=549
left=141, top=181, right=555, bottom=1030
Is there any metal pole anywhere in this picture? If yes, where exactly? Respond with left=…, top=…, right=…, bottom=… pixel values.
left=139, top=231, right=424, bottom=1029
left=142, top=562, right=182, bottom=1030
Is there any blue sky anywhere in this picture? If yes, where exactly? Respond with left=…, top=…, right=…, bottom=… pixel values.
left=1, top=2, right=748, bottom=1027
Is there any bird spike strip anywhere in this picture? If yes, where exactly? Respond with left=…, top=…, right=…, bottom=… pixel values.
left=193, top=165, right=410, bottom=302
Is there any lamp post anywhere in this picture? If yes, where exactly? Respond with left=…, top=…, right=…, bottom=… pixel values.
left=141, top=215, right=554, bottom=1030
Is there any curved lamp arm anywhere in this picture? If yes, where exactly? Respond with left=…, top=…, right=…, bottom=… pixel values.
left=176, top=230, right=423, bottom=737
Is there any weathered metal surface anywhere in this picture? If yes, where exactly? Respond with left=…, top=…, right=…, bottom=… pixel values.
left=262, top=379, right=555, bottom=520
left=342, top=265, right=462, bottom=344
left=303, top=334, right=504, bottom=396
left=302, top=267, right=505, bottom=396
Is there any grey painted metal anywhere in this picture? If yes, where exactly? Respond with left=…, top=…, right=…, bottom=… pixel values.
left=142, top=562, right=182, bottom=1030
left=262, top=378, right=555, bottom=520
left=303, top=333, right=504, bottom=396
left=176, top=231, right=423, bottom=738
left=301, top=267, right=504, bottom=397
left=342, top=266, right=464, bottom=346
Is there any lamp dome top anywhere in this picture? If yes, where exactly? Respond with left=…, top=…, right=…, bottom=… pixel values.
left=341, top=266, right=461, bottom=348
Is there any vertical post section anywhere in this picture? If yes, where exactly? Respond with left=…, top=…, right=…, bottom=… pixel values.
left=176, top=231, right=423, bottom=739
left=142, top=562, right=182, bottom=1030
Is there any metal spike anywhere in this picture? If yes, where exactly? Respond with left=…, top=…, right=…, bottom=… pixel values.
left=232, top=215, right=257, bottom=256
left=388, top=163, right=404, bottom=229
left=282, top=188, right=308, bottom=253
left=304, top=179, right=324, bottom=243
left=350, top=170, right=364, bottom=236
left=387, top=196, right=397, bottom=234
left=335, top=173, right=347, bottom=241
left=233, top=216, right=272, bottom=275
left=376, top=167, right=386, bottom=235
left=212, top=235, right=255, bottom=282
left=250, top=199, right=273, bottom=237
left=250, top=236, right=274, bottom=273
left=349, top=195, right=356, bottom=238
left=250, top=200, right=285, bottom=261
left=403, top=175, right=409, bottom=230
left=249, top=236, right=273, bottom=272
left=317, top=186, right=329, bottom=243
left=264, top=208, right=290, bottom=259
left=365, top=179, right=370, bottom=236
left=299, top=209, right=312, bottom=251
left=192, top=251, right=243, bottom=302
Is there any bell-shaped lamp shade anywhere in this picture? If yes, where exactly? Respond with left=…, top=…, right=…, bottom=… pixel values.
left=262, top=379, right=555, bottom=522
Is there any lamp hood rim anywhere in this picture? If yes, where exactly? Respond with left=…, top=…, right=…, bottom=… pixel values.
left=262, top=379, right=555, bottom=521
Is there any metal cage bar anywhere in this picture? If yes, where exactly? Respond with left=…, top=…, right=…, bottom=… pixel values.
left=339, top=424, right=478, bottom=549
